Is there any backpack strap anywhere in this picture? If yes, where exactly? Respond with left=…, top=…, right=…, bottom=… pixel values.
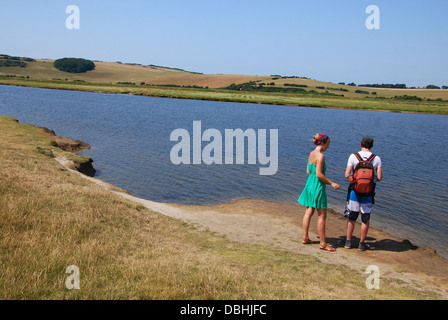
left=354, top=152, right=376, bottom=162
left=353, top=152, right=375, bottom=173
left=367, top=153, right=376, bottom=162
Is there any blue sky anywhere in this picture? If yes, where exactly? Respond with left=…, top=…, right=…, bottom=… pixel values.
left=1, top=0, right=447, bottom=87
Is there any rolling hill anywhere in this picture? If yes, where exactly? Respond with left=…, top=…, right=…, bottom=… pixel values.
left=1, top=55, right=448, bottom=114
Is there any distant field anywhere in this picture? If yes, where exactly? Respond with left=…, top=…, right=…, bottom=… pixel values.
left=1, top=57, right=448, bottom=114
left=0, top=59, right=270, bottom=88
left=269, top=77, right=448, bottom=100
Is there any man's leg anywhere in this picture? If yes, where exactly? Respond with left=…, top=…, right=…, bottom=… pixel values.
left=347, top=219, right=356, bottom=241
left=360, top=220, right=370, bottom=243
left=344, top=190, right=360, bottom=248
left=343, top=212, right=359, bottom=248
left=358, top=197, right=373, bottom=251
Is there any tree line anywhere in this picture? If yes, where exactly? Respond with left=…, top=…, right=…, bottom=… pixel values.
left=225, top=82, right=344, bottom=97
left=343, top=82, right=447, bottom=89
left=0, top=54, right=35, bottom=68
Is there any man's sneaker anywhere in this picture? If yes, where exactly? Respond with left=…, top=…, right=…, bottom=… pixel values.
left=337, top=239, right=351, bottom=249
left=358, top=242, right=371, bottom=251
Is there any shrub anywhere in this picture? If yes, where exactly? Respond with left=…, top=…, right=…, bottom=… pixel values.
left=0, top=54, right=31, bottom=68
left=358, top=83, right=407, bottom=89
left=326, top=87, right=349, bottom=92
left=116, top=82, right=135, bottom=85
left=393, top=95, right=422, bottom=101
left=54, top=58, right=95, bottom=73
left=224, top=82, right=343, bottom=96
left=284, top=83, right=308, bottom=88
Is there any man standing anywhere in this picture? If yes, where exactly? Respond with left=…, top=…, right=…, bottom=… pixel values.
left=339, top=137, right=383, bottom=251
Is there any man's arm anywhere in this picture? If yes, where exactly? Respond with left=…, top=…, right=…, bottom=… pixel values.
left=345, top=154, right=355, bottom=180
left=376, top=166, right=382, bottom=182
left=345, top=165, right=353, bottom=179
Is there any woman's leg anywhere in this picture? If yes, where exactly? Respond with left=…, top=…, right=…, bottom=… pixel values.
left=317, top=209, right=336, bottom=251
left=302, top=207, right=315, bottom=240
left=317, top=209, right=327, bottom=246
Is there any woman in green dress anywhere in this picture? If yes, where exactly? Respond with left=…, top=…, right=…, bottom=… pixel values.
left=298, top=133, right=340, bottom=251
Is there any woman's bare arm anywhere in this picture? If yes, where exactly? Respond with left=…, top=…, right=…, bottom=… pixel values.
left=315, top=154, right=340, bottom=190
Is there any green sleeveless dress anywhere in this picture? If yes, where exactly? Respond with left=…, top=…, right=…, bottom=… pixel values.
left=298, top=158, right=327, bottom=209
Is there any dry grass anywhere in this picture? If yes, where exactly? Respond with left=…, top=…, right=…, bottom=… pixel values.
left=0, top=116, right=439, bottom=299
left=0, top=59, right=255, bottom=88
left=144, top=74, right=271, bottom=88
left=0, top=59, right=186, bottom=84
left=268, top=77, right=448, bottom=100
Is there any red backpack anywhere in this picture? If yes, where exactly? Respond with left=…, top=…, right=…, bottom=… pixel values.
left=352, top=153, right=376, bottom=196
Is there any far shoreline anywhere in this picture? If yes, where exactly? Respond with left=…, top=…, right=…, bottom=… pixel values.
left=1, top=79, right=447, bottom=116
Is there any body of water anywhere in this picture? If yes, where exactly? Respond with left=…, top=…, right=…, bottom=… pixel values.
left=1, top=85, right=447, bottom=258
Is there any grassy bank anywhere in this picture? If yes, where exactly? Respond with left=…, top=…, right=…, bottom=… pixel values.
left=0, top=116, right=439, bottom=299
left=1, top=76, right=448, bottom=115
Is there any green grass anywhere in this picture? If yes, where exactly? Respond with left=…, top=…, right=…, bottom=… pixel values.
left=0, top=115, right=440, bottom=299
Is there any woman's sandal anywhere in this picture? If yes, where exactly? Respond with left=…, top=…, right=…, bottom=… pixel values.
left=302, top=237, right=314, bottom=244
left=320, top=243, right=336, bottom=252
